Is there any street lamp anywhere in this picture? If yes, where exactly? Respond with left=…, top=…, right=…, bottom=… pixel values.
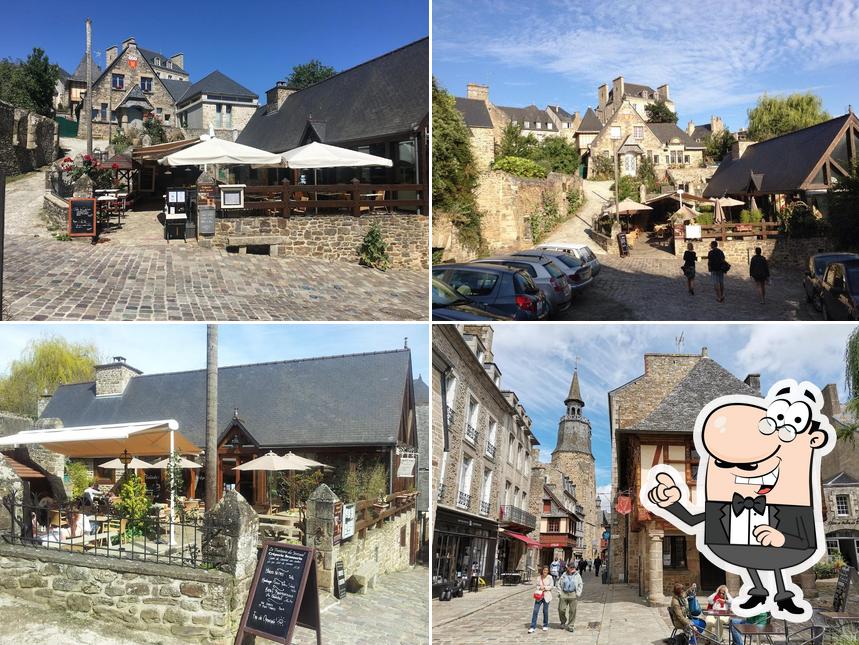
left=119, top=448, right=132, bottom=478
left=610, top=126, right=622, bottom=227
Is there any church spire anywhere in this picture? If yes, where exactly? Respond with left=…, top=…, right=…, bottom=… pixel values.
left=566, top=368, right=583, bottom=405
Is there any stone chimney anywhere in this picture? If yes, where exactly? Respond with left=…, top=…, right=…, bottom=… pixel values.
left=462, top=324, right=494, bottom=359
left=821, top=383, right=842, bottom=419
left=37, top=390, right=52, bottom=417
left=265, top=81, right=295, bottom=113
left=105, top=46, right=117, bottom=67
left=744, top=374, right=761, bottom=395
left=612, top=76, right=624, bottom=103
left=121, top=36, right=136, bottom=51
left=686, top=120, right=695, bottom=136
left=701, top=346, right=709, bottom=357
left=731, top=140, right=755, bottom=160
left=597, top=84, right=608, bottom=109
left=711, top=115, right=724, bottom=134
left=657, top=84, right=670, bottom=101
left=466, top=83, right=489, bottom=102
left=94, top=356, right=141, bottom=397
left=169, top=53, right=184, bottom=69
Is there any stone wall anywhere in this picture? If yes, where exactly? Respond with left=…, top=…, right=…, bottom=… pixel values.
left=678, top=236, right=830, bottom=268
left=43, top=192, right=68, bottom=230
left=0, top=101, right=57, bottom=176
left=552, top=451, right=598, bottom=558
left=470, top=127, right=496, bottom=171
left=214, top=212, right=428, bottom=269
left=0, top=490, right=258, bottom=644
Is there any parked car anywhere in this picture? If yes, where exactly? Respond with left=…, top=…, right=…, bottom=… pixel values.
left=819, top=259, right=859, bottom=320
left=431, top=278, right=513, bottom=321
left=512, top=249, right=593, bottom=293
left=802, top=252, right=859, bottom=311
left=472, top=255, right=572, bottom=314
left=535, top=242, right=602, bottom=276
left=432, top=264, right=549, bottom=320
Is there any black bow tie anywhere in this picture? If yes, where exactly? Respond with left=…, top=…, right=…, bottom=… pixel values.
left=732, top=493, right=766, bottom=516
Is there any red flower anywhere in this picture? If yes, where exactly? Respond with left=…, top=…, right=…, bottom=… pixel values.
left=112, top=163, right=119, bottom=170
left=83, top=154, right=92, bottom=161
left=63, top=157, right=72, bottom=162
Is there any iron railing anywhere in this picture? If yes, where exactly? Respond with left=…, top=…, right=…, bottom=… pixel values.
left=437, top=483, right=446, bottom=500
left=457, top=491, right=471, bottom=509
left=464, top=424, right=479, bottom=445
left=479, top=500, right=490, bottom=516
left=2, top=491, right=231, bottom=570
left=485, top=442, right=496, bottom=459
left=498, top=504, right=537, bottom=531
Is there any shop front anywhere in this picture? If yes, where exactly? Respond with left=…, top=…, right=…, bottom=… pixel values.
left=497, top=529, right=540, bottom=583
left=432, top=507, right=498, bottom=597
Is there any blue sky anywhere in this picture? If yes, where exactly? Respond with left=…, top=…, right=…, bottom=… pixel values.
left=0, top=0, right=428, bottom=100
left=433, top=0, right=859, bottom=131
left=487, top=323, right=859, bottom=508
left=0, top=323, right=429, bottom=384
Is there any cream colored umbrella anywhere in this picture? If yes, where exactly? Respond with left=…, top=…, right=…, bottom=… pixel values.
left=99, top=457, right=154, bottom=470
left=233, top=451, right=309, bottom=512
left=713, top=199, right=725, bottom=223
left=150, top=456, right=202, bottom=469
left=670, top=205, right=698, bottom=223
left=615, top=197, right=653, bottom=215
left=281, top=452, right=331, bottom=470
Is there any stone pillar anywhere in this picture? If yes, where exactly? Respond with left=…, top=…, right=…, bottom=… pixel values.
left=725, top=571, right=742, bottom=596
left=305, top=483, right=338, bottom=592
left=647, top=522, right=666, bottom=606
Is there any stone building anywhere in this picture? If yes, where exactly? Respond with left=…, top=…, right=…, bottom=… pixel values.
left=686, top=115, right=726, bottom=145
left=175, top=71, right=259, bottom=140
left=595, top=76, right=674, bottom=124
left=454, top=92, right=496, bottom=170
left=551, top=368, right=599, bottom=559
left=529, top=456, right=585, bottom=566
left=0, top=100, right=57, bottom=176
left=586, top=98, right=704, bottom=178
left=64, top=53, right=101, bottom=119
left=608, top=348, right=760, bottom=605
left=432, top=324, right=538, bottom=596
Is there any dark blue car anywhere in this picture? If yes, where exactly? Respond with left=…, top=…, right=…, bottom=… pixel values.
left=432, top=263, right=549, bottom=320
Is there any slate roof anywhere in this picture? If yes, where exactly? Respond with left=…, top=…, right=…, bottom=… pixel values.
left=548, top=105, right=576, bottom=121
left=690, top=124, right=713, bottom=141
left=647, top=122, right=704, bottom=149
left=160, top=78, right=192, bottom=102
left=116, top=84, right=152, bottom=109
left=703, top=114, right=856, bottom=197
left=577, top=107, right=603, bottom=132
left=177, top=70, right=257, bottom=104
left=631, top=358, right=757, bottom=434
left=824, top=471, right=859, bottom=487
left=58, top=67, right=70, bottom=82
left=137, top=47, right=187, bottom=75
left=567, top=370, right=582, bottom=402
left=70, top=54, right=101, bottom=82
left=608, top=82, right=658, bottom=103
left=413, top=376, right=429, bottom=406
left=497, top=104, right=550, bottom=130
left=40, top=349, right=413, bottom=449
left=454, top=96, right=493, bottom=129
left=238, top=38, right=428, bottom=153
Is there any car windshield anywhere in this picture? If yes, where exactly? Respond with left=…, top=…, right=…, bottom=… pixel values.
left=543, top=260, right=564, bottom=278
left=549, top=253, right=582, bottom=269
left=442, top=269, right=499, bottom=297
left=432, top=279, right=469, bottom=306
left=847, top=267, right=859, bottom=295
left=815, top=255, right=855, bottom=276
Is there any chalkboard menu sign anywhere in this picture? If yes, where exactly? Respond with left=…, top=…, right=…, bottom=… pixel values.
left=197, top=206, right=216, bottom=236
left=617, top=232, right=629, bottom=257
left=334, top=560, right=347, bottom=600
left=834, top=565, right=852, bottom=612
left=235, top=542, right=320, bottom=645
left=68, top=198, right=97, bottom=237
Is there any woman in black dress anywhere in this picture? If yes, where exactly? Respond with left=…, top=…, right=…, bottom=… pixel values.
left=682, top=242, right=697, bottom=295
left=749, top=246, right=770, bottom=304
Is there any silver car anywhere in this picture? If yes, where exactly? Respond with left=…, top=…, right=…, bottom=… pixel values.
left=513, top=249, right=593, bottom=294
left=472, top=255, right=573, bottom=313
left=536, top=243, right=601, bottom=277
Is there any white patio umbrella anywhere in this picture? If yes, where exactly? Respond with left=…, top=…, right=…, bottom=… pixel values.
left=281, top=141, right=393, bottom=169
left=159, top=137, right=282, bottom=167
left=99, top=457, right=154, bottom=470
left=149, top=456, right=202, bottom=469
left=281, top=451, right=331, bottom=470
left=233, top=451, right=309, bottom=512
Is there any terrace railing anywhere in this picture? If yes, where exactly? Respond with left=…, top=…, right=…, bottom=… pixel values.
left=2, top=491, right=231, bottom=570
left=215, top=179, right=427, bottom=217
left=498, top=505, right=537, bottom=531
left=695, top=221, right=781, bottom=241
left=350, top=491, right=417, bottom=540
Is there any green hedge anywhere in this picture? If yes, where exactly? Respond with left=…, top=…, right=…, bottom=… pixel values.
left=493, top=156, right=548, bottom=179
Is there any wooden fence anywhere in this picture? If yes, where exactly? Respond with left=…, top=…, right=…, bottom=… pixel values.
left=697, top=221, right=780, bottom=240
left=353, top=491, right=418, bottom=539
left=214, top=179, right=427, bottom=217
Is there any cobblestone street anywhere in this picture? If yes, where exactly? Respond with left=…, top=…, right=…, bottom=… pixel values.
left=558, top=254, right=818, bottom=321
left=433, top=581, right=672, bottom=644
left=3, top=234, right=427, bottom=321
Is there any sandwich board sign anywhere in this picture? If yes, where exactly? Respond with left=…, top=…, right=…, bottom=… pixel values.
left=234, top=542, right=321, bottom=644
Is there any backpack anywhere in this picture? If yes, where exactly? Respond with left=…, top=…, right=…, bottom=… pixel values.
left=550, top=562, right=560, bottom=576
left=666, top=634, right=689, bottom=645
left=561, top=574, right=576, bottom=593
left=687, top=593, right=702, bottom=616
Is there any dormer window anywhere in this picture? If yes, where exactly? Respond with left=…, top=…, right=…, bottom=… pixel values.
left=166, top=60, right=172, bottom=69
left=154, top=57, right=161, bottom=66
left=524, top=121, right=530, bottom=128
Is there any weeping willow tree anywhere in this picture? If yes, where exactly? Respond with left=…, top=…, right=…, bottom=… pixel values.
left=838, top=328, right=859, bottom=444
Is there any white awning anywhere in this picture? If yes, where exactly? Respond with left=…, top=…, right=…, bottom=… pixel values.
left=0, top=420, right=199, bottom=458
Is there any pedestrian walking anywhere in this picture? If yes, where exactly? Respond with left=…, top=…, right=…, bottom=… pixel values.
left=593, top=556, right=602, bottom=576
left=577, top=557, right=587, bottom=576
left=528, top=565, right=554, bottom=633
left=557, top=562, right=583, bottom=633
left=682, top=242, right=697, bottom=295
left=749, top=247, right=770, bottom=304
left=549, top=557, right=561, bottom=584
left=707, top=240, right=729, bottom=303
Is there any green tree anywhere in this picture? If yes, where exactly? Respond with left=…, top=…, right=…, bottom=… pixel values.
left=747, top=93, right=830, bottom=141
left=0, top=48, right=60, bottom=116
left=612, top=175, right=641, bottom=202
left=115, top=474, right=151, bottom=536
left=636, top=156, right=659, bottom=192
left=645, top=99, right=678, bottom=124
left=492, top=155, right=547, bottom=178
left=286, top=59, right=336, bottom=90
left=66, top=461, right=93, bottom=499
left=704, top=129, right=737, bottom=163
left=533, top=136, right=580, bottom=174
left=838, top=328, right=859, bottom=445
left=828, top=160, right=859, bottom=251
left=0, top=337, right=100, bottom=417
left=495, top=123, right=538, bottom=159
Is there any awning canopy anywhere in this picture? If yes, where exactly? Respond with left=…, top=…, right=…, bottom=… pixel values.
left=502, top=530, right=542, bottom=548
left=0, top=420, right=198, bottom=458
left=281, top=141, right=394, bottom=169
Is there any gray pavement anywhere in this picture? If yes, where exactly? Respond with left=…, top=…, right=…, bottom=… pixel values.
left=433, top=581, right=673, bottom=644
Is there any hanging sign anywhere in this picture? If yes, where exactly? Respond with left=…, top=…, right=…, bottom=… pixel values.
left=341, top=503, right=356, bottom=541
left=397, top=456, right=416, bottom=478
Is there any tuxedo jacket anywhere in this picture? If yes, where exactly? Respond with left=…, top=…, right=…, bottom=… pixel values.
left=665, top=500, right=816, bottom=550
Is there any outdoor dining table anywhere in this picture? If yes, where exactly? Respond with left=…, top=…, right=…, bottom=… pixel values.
left=702, top=608, right=731, bottom=643
left=733, top=622, right=785, bottom=644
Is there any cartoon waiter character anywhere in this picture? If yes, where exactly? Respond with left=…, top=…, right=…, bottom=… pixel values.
left=642, top=379, right=835, bottom=621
